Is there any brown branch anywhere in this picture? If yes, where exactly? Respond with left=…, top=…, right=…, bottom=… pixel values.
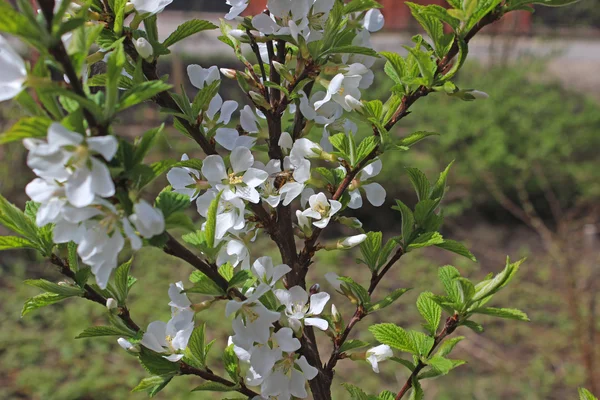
left=180, top=364, right=259, bottom=397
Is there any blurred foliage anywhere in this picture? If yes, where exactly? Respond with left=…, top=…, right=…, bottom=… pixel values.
left=373, top=60, right=600, bottom=219
left=533, top=2, right=600, bottom=29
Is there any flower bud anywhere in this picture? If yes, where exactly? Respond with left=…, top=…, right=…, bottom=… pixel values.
left=134, top=37, right=154, bottom=60
left=229, top=29, right=247, bottom=40
left=124, top=2, right=135, bottom=13
left=310, top=283, right=321, bottom=295
left=338, top=216, right=363, bottom=230
left=106, top=298, right=118, bottom=311
left=345, top=95, right=364, bottom=111
left=278, top=131, right=293, bottom=151
left=249, top=91, right=272, bottom=110
left=220, top=68, right=237, bottom=79
left=118, top=338, right=140, bottom=353
left=338, top=234, right=367, bottom=249
left=192, top=299, right=216, bottom=313
left=469, top=90, right=489, bottom=99
left=272, top=61, right=294, bottom=82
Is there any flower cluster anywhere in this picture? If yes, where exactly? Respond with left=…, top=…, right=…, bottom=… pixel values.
left=227, top=256, right=329, bottom=399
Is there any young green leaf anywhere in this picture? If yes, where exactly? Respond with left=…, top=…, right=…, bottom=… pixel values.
left=471, top=307, right=530, bottom=321
left=0, top=117, right=52, bottom=145
left=21, top=293, right=71, bottom=317
left=205, top=190, right=223, bottom=249
left=191, top=382, right=237, bottom=392
left=223, top=344, right=240, bottom=382
left=76, top=325, right=135, bottom=339
left=132, top=374, right=174, bottom=396
left=579, top=388, right=599, bottom=400
left=368, top=288, right=411, bottom=313
left=24, top=279, right=85, bottom=297
left=163, top=19, right=217, bottom=48
left=417, top=292, right=442, bottom=335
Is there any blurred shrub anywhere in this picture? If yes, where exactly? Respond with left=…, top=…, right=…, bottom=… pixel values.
left=375, top=60, right=600, bottom=219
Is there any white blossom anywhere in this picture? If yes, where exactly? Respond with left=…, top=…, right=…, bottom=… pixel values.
left=217, top=238, right=251, bottom=269
left=167, top=154, right=205, bottom=200
left=363, top=9, right=385, bottom=32
left=275, top=286, right=330, bottom=332
left=24, top=123, right=117, bottom=208
left=202, top=147, right=268, bottom=204
left=131, top=0, right=173, bottom=15
left=227, top=284, right=281, bottom=345
left=339, top=234, right=367, bottom=249
left=366, top=344, right=393, bottom=373
left=225, top=0, right=248, bottom=20
left=196, top=189, right=246, bottom=239
left=348, top=159, right=386, bottom=209
left=187, top=64, right=220, bottom=89
left=168, top=281, right=192, bottom=313
left=0, top=35, right=26, bottom=102
left=251, top=256, right=291, bottom=287
left=141, top=309, right=195, bottom=362
left=301, top=192, right=342, bottom=229
left=129, top=200, right=165, bottom=238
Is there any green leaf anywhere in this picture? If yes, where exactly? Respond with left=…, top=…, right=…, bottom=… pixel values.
left=461, top=320, right=484, bottom=333
left=417, top=292, right=441, bottom=335
left=356, top=136, right=379, bottom=165
left=359, top=232, right=382, bottom=272
left=368, top=288, right=411, bottom=313
left=338, top=277, right=371, bottom=305
left=0, top=1, right=41, bottom=43
left=430, top=161, right=453, bottom=200
left=112, top=0, right=127, bottom=35
left=398, top=131, right=439, bottom=148
left=342, top=383, right=370, bottom=400
left=187, top=271, right=226, bottom=296
left=155, top=188, right=190, bottom=219
left=24, top=279, right=85, bottom=297
left=408, top=377, right=424, bottom=400
left=219, top=263, right=234, bottom=281
left=435, top=240, right=477, bottom=262
left=0, top=236, right=37, bottom=250
left=138, top=348, right=180, bottom=376
left=21, top=293, right=71, bottom=317
left=192, top=80, right=221, bottom=115
left=0, top=194, right=42, bottom=244
left=438, top=265, right=462, bottom=303
left=436, top=336, right=464, bottom=357
left=472, top=257, right=525, bottom=302
left=393, top=200, right=414, bottom=245
left=0, top=117, right=52, bottom=145
left=426, top=355, right=454, bottom=375
left=184, top=323, right=207, bottom=368
left=407, top=232, right=444, bottom=250
left=322, top=45, right=379, bottom=58
left=471, top=307, right=530, bottom=321
left=205, top=190, right=223, bottom=249
left=390, top=356, right=416, bottom=371
left=118, top=81, right=172, bottom=111
left=228, top=270, right=253, bottom=288
left=223, top=344, right=240, bottom=382
left=132, top=125, right=164, bottom=165
left=405, top=168, right=431, bottom=201
left=163, top=19, right=217, bottom=47
left=369, top=323, right=414, bottom=354
left=191, top=382, right=237, bottom=392
left=113, top=259, right=133, bottom=303
left=76, top=325, right=134, bottom=339
left=339, top=339, right=371, bottom=354
left=344, top=0, right=383, bottom=14
left=404, top=46, right=436, bottom=87
left=579, top=388, right=599, bottom=400
left=132, top=375, right=174, bottom=396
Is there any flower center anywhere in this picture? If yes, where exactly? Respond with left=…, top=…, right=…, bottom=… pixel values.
left=315, top=203, right=329, bottom=217
left=242, top=304, right=260, bottom=323
left=228, top=172, right=244, bottom=185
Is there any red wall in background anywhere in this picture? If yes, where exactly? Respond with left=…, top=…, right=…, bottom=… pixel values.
left=245, top=0, right=531, bottom=33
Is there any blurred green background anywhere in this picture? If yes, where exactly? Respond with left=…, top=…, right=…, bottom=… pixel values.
left=1, top=2, right=599, bottom=400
